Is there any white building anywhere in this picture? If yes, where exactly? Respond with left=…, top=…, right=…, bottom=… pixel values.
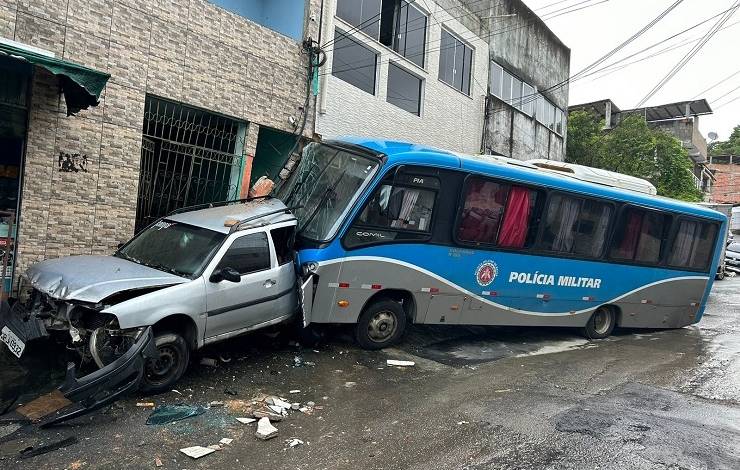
left=316, top=0, right=489, bottom=155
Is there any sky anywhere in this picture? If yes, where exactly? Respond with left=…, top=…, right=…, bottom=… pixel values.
left=521, top=0, right=740, bottom=141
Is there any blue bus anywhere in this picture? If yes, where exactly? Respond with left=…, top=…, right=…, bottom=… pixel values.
left=281, top=138, right=727, bottom=349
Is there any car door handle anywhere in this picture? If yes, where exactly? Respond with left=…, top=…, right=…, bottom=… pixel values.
left=264, top=279, right=276, bottom=288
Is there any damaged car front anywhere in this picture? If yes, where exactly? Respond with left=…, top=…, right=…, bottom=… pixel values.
left=0, top=254, right=189, bottom=425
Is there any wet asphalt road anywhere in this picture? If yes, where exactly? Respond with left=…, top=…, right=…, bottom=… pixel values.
left=1, top=278, right=739, bottom=469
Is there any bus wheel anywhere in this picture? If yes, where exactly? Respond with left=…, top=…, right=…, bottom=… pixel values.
left=355, top=300, right=407, bottom=350
left=582, top=306, right=615, bottom=340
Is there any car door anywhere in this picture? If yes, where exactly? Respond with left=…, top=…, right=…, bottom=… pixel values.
left=204, top=230, right=286, bottom=340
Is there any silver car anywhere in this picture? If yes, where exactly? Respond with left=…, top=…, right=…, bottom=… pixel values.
left=1, top=198, right=298, bottom=404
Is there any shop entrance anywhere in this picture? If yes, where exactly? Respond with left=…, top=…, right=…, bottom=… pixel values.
left=0, top=59, right=30, bottom=296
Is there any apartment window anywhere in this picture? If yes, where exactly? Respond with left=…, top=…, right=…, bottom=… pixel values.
left=439, top=30, right=473, bottom=95
left=388, top=1, right=427, bottom=67
left=511, top=77, right=522, bottom=108
left=667, top=219, right=717, bottom=271
left=332, top=29, right=378, bottom=94
left=490, top=62, right=503, bottom=97
left=609, top=208, right=672, bottom=265
left=540, top=196, right=613, bottom=258
left=336, top=0, right=382, bottom=39
left=501, top=70, right=513, bottom=102
left=456, top=178, right=542, bottom=249
left=387, top=63, right=422, bottom=115
left=521, top=83, right=534, bottom=116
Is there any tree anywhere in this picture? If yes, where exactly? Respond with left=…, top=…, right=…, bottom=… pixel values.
left=709, top=125, right=740, bottom=156
left=566, top=112, right=702, bottom=202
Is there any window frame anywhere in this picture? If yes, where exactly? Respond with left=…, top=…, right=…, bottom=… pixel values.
left=270, top=223, right=297, bottom=266
left=214, top=230, right=273, bottom=276
left=452, top=173, right=545, bottom=252
left=665, top=215, right=720, bottom=273
left=438, top=28, right=474, bottom=96
left=341, top=172, right=440, bottom=250
left=331, top=27, right=379, bottom=95
left=386, top=62, right=423, bottom=115
left=534, top=191, right=617, bottom=260
left=392, top=0, right=428, bottom=68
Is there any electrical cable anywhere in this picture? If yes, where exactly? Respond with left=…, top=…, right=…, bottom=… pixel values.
left=692, top=66, right=740, bottom=99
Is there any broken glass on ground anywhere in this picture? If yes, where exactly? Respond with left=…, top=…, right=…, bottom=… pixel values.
left=146, top=404, right=206, bottom=425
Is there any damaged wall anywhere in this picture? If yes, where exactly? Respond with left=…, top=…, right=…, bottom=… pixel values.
left=0, top=0, right=320, bottom=278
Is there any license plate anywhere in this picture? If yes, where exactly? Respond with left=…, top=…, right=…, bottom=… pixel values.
left=1, top=325, right=25, bottom=358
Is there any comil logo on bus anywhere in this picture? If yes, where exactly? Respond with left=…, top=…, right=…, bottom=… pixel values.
left=475, top=260, right=498, bottom=287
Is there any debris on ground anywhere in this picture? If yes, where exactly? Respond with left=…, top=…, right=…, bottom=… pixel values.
left=255, top=417, right=278, bottom=440
left=224, top=389, right=238, bottom=396
left=146, top=404, right=206, bottom=425
left=287, top=438, right=304, bottom=448
left=218, top=353, right=232, bottom=363
left=344, top=381, right=357, bottom=388
left=136, top=402, right=155, bottom=408
left=15, top=390, right=71, bottom=421
left=154, top=457, right=163, bottom=467
left=180, top=446, right=215, bottom=459
left=219, top=438, right=233, bottom=445
left=199, top=358, right=218, bottom=367
left=289, top=390, right=301, bottom=394
left=293, top=356, right=315, bottom=367
left=387, top=359, right=415, bottom=367
left=19, top=436, right=78, bottom=459
left=236, top=417, right=257, bottom=424
left=208, top=401, right=225, bottom=407
left=171, top=389, right=182, bottom=396
left=456, top=421, right=469, bottom=425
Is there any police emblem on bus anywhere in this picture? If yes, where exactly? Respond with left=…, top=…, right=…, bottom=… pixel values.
left=476, top=261, right=498, bottom=287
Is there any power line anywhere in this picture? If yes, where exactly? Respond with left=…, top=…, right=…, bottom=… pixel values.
left=692, top=66, right=740, bottom=99
left=635, top=0, right=740, bottom=107
left=711, top=83, right=740, bottom=103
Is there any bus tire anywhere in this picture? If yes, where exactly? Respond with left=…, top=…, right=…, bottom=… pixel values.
left=355, top=299, right=407, bottom=350
left=582, top=306, right=615, bottom=340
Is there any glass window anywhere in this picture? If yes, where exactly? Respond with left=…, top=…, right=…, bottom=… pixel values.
left=117, top=220, right=226, bottom=278
left=537, top=95, right=545, bottom=123
left=396, top=1, right=426, bottom=67
left=667, top=220, right=717, bottom=271
left=540, top=196, right=612, bottom=257
left=439, top=30, right=473, bottom=95
left=609, top=208, right=672, bottom=264
left=511, top=77, right=522, bottom=108
left=555, top=108, right=564, bottom=134
left=332, top=29, right=378, bottom=95
left=336, top=0, right=382, bottom=39
left=357, top=184, right=436, bottom=232
left=490, top=62, right=503, bottom=98
left=271, top=226, right=295, bottom=265
left=522, top=83, right=534, bottom=116
left=457, top=178, right=541, bottom=249
left=216, top=232, right=271, bottom=275
left=387, top=63, right=422, bottom=115
left=501, top=71, right=513, bottom=102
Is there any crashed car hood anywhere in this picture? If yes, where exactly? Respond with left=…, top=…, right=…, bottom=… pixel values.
left=25, top=255, right=188, bottom=303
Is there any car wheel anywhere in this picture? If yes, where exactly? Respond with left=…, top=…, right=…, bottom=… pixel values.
left=581, top=306, right=615, bottom=340
left=140, top=332, right=190, bottom=394
left=355, top=299, right=407, bottom=350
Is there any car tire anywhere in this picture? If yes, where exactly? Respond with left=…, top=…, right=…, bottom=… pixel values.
left=716, top=271, right=725, bottom=280
left=140, top=332, right=190, bottom=394
left=581, top=306, right=615, bottom=340
left=355, top=299, right=407, bottom=350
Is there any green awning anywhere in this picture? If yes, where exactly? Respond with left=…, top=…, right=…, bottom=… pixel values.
left=0, top=43, right=110, bottom=116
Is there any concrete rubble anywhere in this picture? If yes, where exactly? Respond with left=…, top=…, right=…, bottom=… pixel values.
left=255, top=417, right=278, bottom=440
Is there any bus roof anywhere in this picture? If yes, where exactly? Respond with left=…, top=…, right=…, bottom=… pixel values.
left=335, top=136, right=725, bottom=221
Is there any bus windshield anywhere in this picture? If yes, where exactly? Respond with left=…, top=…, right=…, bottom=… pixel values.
left=278, top=143, right=380, bottom=242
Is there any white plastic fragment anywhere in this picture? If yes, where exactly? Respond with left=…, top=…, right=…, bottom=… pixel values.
left=289, top=390, right=301, bottom=394
left=209, top=401, right=225, bottom=407
left=180, top=446, right=216, bottom=459
left=236, top=417, right=257, bottom=424
left=219, top=438, right=233, bottom=445
left=387, top=359, right=415, bottom=367
left=255, top=417, right=278, bottom=440
left=288, top=438, right=304, bottom=448
left=272, top=397, right=293, bottom=410
left=291, top=403, right=300, bottom=410
left=268, top=404, right=284, bottom=414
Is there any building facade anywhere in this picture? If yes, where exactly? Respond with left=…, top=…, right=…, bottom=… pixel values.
left=475, top=0, right=570, bottom=161
left=315, top=0, right=490, bottom=155
left=709, top=154, right=740, bottom=204
left=0, top=0, right=319, bottom=290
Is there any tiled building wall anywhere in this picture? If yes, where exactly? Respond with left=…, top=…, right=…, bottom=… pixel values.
left=0, top=0, right=319, bottom=275
left=709, top=162, right=740, bottom=204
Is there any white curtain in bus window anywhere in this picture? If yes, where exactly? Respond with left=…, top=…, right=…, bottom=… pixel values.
left=359, top=185, right=434, bottom=231
left=541, top=196, right=612, bottom=256
left=668, top=220, right=717, bottom=270
left=458, top=179, right=507, bottom=244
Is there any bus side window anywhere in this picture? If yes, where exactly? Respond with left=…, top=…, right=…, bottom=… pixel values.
left=456, top=177, right=541, bottom=249
left=667, top=220, right=717, bottom=271
left=609, top=208, right=671, bottom=264
left=539, top=195, right=612, bottom=257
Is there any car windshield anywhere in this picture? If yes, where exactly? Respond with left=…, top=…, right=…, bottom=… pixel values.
left=116, top=220, right=226, bottom=278
left=278, top=142, right=380, bottom=241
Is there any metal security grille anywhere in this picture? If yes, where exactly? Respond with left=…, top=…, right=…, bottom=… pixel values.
left=136, top=96, right=246, bottom=231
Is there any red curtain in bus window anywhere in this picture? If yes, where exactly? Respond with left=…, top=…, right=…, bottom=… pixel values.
left=498, top=186, right=530, bottom=248
left=617, top=210, right=643, bottom=259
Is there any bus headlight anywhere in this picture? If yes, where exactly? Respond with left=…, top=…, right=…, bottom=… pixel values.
left=302, top=261, right=319, bottom=276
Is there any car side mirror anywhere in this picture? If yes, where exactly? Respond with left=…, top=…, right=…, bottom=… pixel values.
left=210, top=267, right=241, bottom=283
